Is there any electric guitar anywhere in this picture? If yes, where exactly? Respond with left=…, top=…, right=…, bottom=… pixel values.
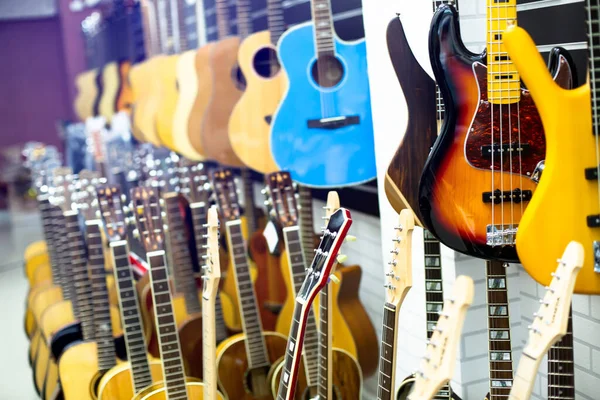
left=502, top=6, right=600, bottom=294
left=419, top=1, right=576, bottom=261
left=130, top=186, right=204, bottom=399
left=96, top=184, right=164, bottom=399
left=200, top=0, right=245, bottom=167
left=267, top=185, right=362, bottom=398
left=172, top=0, right=207, bottom=160
left=376, top=209, right=415, bottom=400
left=228, top=0, right=285, bottom=174
left=274, top=205, right=353, bottom=400
left=508, top=242, right=583, bottom=400
left=270, top=0, right=376, bottom=187
left=212, top=169, right=287, bottom=400
left=384, top=0, right=457, bottom=224
left=407, top=275, right=474, bottom=400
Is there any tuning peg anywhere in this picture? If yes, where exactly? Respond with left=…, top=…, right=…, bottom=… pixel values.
left=336, top=254, right=347, bottom=264
left=329, top=275, right=340, bottom=284
left=260, top=188, right=267, bottom=195
left=120, top=194, right=126, bottom=202
left=345, top=235, right=356, bottom=242
left=132, top=229, right=139, bottom=238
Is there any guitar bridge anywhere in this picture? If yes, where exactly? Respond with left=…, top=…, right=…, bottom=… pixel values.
left=486, top=224, right=518, bottom=246
left=307, top=115, right=360, bottom=130
left=594, top=241, right=600, bottom=273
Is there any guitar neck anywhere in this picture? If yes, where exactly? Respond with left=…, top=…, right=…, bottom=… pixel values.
left=486, top=0, right=520, bottom=104
left=547, top=307, right=575, bottom=399
left=64, top=211, right=95, bottom=341
left=317, top=279, right=333, bottom=399
left=225, top=220, right=270, bottom=368
left=38, top=198, right=62, bottom=286
left=190, top=202, right=228, bottom=342
left=236, top=0, right=252, bottom=39
left=176, top=0, right=190, bottom=51
left=164, top=194, right=201, bottom=315
left=214, top=0, right=230, bottom=39
left=298, top=186, right=315, bottom=266
left=486, top=261, right=515, bottom=399
left=276, top=302, right=310, bottom=400
left=508, top=353, right=540, bottom=400
left=283, top=227, right=319, bottom=387
left=377, top=303, right=399, bottom=400
left=423, top=231, right=452, bottom=399
left=142, top=0, right=162, bottom=57
left=310, top=0, right=335, bottom=57
left=242, top=169, right=258, bottom=235
left=86, top=222, right=117, bottom=371
left=203, top=283, right=219, bottom=400
left=50, top=206, right=73, bottom=301
left=111, top=240, right=153, bottom=393
left=157, top=0, right=178, bottom=55
left=585, top=0, right=599, bottom=134
left=147, top=250, right=189, bottom=399
left=266, top=0, right=285, bottom=44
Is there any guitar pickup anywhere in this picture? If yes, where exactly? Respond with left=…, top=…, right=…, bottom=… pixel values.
left=481, top=143, right=530, bottom=159
left=307, top=115, right=360, bottom=130
left=482, top=189, right=532, bottom=204
left=587, top=214, right=600, bottom=228
left=585, top=167, right=598, bottom=180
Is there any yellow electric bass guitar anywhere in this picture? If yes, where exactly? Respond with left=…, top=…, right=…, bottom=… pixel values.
left=130, top=186, right=204, bottom=399
left=503, top=22, right=600, bottom=294
left=228, top=0, right=285, bottom=173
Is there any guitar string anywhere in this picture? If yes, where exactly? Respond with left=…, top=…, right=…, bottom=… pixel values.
left=489, top=0, right=496, bottom=240
left=590, top=0, right=600, bottom=234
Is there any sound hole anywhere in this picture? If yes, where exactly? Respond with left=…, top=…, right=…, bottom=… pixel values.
left=253, top=47, right=281, bottom=78
left=231, top=63, right=247, bottom=91
left=244, top=366, right=271, bottom=397
left=311, top=55, right=344, bottom=88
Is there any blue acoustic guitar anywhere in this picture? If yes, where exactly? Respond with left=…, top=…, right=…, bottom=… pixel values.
left=270, top=0, right=376, bottom=188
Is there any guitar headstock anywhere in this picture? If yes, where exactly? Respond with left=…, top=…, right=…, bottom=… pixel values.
left=202, top=205, right=221, bottom=300
left=409, top=275, right=474, bottom=400
left=130, top=186, right=165, bottom=252
left=211, top=169, right=241, bottom=221
left=384, top=209, right=415, bottom=307
left=264, top=171, right=298, bottom=228
left=178, top=159, right=210, bottom=205
left=522, top=241, right=583, bottom=360
left=97, top=184, right=127, bottom=242
left=73, top=170, right=102, bottom=221
left=50, top=167, right=75, bottom=213
left=296, top=207, right=352, bottom=304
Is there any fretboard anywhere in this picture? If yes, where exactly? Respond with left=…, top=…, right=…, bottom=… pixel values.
left=190, top=202, right=228, bottom=342
left=236, top=0, right=252, bottom=39
left=267, top=0, right=285, bottom=44
left=226, top=220, right=269, bottom=368
left=177, top=0, right=191, bottom=51
left=215, top=0, right=230, bottom=39
left=311, top=0, right=335, bottom=57
left=276, top=302, right=309, bottom=400
left=298, top=186, right=315, bottom=265
left=148, top=250, right=189, bottom=400
left=111, top=240, right=153, bottom=393
left=50, top=206, right=73, bottom=302
left=64, top=211, right=95, bottom=341
left=423, top=230, right=452, bottom=399
left=486, top=260, right=514, bottom=399
left=242, top=169, right=258, bottom=235
left=586, top=0, right=599, bottom=134
left=377, top=303, right=398, bottom=400
left=547, top=307, right=575, bottom=400
left=486, top=0, right=520, bottom=104
left=86, top=221, right=117, bottom=372
left=283, top=227, right=319, bottom=387
left=38, top=198, right=61, bottom=286
left=164, top=195, right=201, bottom=315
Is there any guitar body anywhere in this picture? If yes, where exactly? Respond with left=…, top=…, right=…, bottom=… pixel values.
left=30, top=286, right=63, bottom=360
left=173, top=50, right=204, bottom=160
left=201, top=37, right=244, bottom=167
left=503, top=27, right=600, bottom=294
left=269, top=348, right=362, bottom=399
left=97, top=359, right=163, bottom=399
left=216, top=332, right=287, bottom=400
left=130, top=58, right=163, bottom=146
left=74, top=70, right=99, bottom=120
left=26, top=280, right=51, bottom=339
left=385, top=17, right=437, bottom=225
left=155, top=54, right=180, bottom=151
left=25, top=251, right=50, bottom=285
left=396, top=376, right=461, bottom=400
left=132, top=381, right=212, bottom=400
left=271, top=23, right=376, bottom=187
left=178, top=315, right=204, bottom=379
left=44, top=322, right=83, bottom=400
left=188, top=43, right=215, bottom=157
left=25, top=240, right=48, bottom=262
left=116, top=61, right=133, bottom=113
left=420, top=5, right=571, bottom=261
left=98, top=62, right=121, bottom=122
left=229, top=30, right=283, bottom=173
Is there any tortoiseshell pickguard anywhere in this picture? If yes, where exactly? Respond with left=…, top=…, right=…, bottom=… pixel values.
left=466, top=62, right=546, bottom=175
